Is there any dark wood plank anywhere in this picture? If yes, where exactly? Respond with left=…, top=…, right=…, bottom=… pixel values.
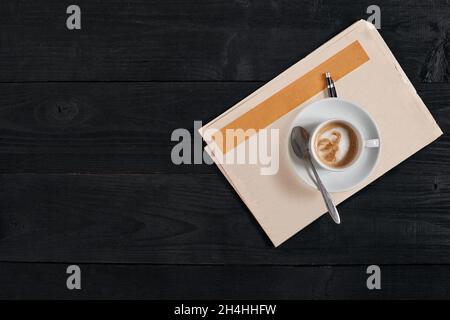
left=0, top=171, right=448, bottom=264
left=0, top=82, right=447, bottom=173
left=0, top=0, right=448, bottom=82
left=0, top=82, right=260, bottom=173
left=1, top=262, right=449, bottom=299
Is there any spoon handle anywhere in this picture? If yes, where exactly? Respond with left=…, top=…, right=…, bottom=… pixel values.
left=307, top=157, right=341, bottom=224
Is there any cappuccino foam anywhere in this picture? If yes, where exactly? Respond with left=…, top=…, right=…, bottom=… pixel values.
left=314, top=121, right=359, bottom=168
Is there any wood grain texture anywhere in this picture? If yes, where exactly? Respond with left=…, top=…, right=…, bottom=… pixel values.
left=0, top=82, right=447, bottom=173
left=0, top=170, right=448, bottom=264
left=0, top=0, right=448, bottom=82
left=1, top=0, right=450, bottom=299
left=1, top=262, right=450, bottom=299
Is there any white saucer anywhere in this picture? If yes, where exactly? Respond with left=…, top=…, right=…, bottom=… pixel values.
left=288, top=98, right=380, bottom=192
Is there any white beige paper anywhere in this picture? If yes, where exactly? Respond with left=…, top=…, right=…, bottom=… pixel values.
left=200, top=20, right=443, bottom=246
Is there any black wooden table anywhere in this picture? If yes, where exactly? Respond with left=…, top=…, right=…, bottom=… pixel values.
left=0, top=0, right=449, bottom=299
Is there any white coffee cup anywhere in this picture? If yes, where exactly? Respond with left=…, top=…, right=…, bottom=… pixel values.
left=309, top=118, right=380, bottom=171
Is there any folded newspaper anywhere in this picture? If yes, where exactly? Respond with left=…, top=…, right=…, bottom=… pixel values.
left=199, top=20, right=442, bottom=246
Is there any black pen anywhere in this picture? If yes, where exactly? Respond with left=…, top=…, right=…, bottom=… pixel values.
left=325, top=72, right=338, bottom=97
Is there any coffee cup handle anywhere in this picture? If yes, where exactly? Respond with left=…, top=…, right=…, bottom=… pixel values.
left=364, top=138, right=380, bottom=148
